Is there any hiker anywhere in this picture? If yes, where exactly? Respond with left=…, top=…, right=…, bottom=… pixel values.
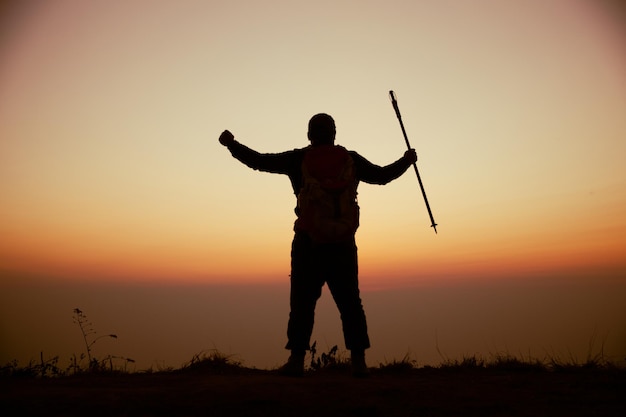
left=218, top=113, right=417, bottom=377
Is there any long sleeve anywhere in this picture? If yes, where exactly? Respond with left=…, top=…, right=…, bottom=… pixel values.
left=225, top=140, right=306, bottom=194
left=350, top=151, right=412, bottom=185
left=226, top=140, right=300, bottom=174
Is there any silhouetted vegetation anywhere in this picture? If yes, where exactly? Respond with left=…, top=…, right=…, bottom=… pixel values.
left=71, top=308, right=135, bottom=373
left=1, top=309, right=623, bottom=379
left=177, top=350, right=249, bottom=374
left=0, top=309, right=135, bottom=378
left=3, top=346, right=621, bottom=379
left=309, top=342, right=350, bottom=372
left=376, top=353, right=418, bottom=374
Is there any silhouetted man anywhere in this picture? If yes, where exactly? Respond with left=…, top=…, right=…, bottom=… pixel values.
left=218, top=113, right=416, bottom=377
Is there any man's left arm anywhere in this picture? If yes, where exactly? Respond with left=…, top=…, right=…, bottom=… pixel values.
left=352, top=149, right=417, bottom=185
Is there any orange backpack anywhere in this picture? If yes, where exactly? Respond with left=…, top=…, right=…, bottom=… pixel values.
left=296, top=145, right=359, bottom=243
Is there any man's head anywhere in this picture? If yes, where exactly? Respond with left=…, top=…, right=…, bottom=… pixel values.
left=307, top=113, right=336, bottom=145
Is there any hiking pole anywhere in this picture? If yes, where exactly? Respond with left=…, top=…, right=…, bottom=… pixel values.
left=389, top=90, right=438, bottom=234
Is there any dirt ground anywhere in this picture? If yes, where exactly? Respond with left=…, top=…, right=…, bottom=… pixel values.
left=2, top=367, right=625, bottom=417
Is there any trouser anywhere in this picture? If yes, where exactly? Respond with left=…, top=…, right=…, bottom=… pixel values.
left=285, top=232, right=370, bottom=352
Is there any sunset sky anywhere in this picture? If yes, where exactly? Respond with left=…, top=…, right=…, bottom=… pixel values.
left=1, top=0, right=625, bottom=370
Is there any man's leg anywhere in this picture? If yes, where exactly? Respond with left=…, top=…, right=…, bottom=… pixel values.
left=325, top=240, right=371, bottom=376
left=326, top=241, right=370, bottom=351
left=282, top=233, right=323, bottom=375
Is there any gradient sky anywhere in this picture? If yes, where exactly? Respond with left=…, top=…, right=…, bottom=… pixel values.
left=1, top=0, right=625, bottom=369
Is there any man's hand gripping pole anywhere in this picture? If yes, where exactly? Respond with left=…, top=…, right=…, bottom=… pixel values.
left=389, top=91, right=438, bottom=234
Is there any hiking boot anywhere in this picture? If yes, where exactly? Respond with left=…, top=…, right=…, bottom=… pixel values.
left=279, top=351, right=305, bottom=377
left=351, top=351, right=370, bottom=378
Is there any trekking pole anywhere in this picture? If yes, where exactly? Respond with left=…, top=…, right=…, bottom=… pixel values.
left=389, top=90, right=438, bottom=234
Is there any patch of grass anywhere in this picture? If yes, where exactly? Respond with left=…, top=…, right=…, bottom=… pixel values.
left=178, top=350, right=248, bottom=375
left=0, top=353, right=63, bottom=378
left=547, top=353, right=613, bottom=372
left=544, top=331, right=616, bottom=372
left=487, top=353, right=545, bottom=372
left=438, top=355, right=486, bottom=371
left=377, top=353, right=417, bottom=374
left=435, top=350, right=620, bottom=374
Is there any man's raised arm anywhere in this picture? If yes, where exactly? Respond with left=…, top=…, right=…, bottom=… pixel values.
left=218, top=129, right=297, bottom=175
left=352, top=149, right=417, bottom=185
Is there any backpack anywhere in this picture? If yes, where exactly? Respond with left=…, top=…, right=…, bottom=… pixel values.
left=295, top=145, right=359, bottom=243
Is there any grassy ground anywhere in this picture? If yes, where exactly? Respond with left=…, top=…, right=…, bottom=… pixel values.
left=2, top=350, right=625, bottom=417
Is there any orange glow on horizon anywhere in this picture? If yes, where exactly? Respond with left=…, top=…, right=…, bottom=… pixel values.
left=3, top=219, right=624, bottom=287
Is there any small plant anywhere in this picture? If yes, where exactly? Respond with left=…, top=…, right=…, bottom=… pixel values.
left=36, top=352, right=63, bottom=377
left=72, top=308, right=134, bottom=372
left=309, top=341, right=350, bottom=371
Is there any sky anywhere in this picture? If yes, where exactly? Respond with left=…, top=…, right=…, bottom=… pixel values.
left=1, top=0, right=625, bottom=370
